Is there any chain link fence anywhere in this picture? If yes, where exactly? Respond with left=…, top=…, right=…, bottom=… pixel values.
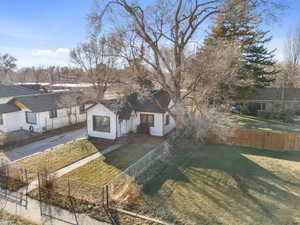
left=105, top=142, right=187, bottom=224
left=0, top=160, right=28, bottom=192
left=36, top=172, right=112, bottom=223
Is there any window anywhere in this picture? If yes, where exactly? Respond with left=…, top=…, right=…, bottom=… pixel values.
left=49, top=109, right=57, bottom=118
left=26, top=112, right=37, bottom=124
left=93, top=116, right=110, bottom=132
left=257, top=103, right=266, bottom=111
left=79, top=105, right=85, bottom=114
left=165, top=115, right=170, bottom=125
left=140, top=114, right=154, bottom=127
left=0, top=114, right=3, bottom=125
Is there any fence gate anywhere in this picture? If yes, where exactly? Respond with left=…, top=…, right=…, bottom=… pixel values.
left=0, top=161, right=29, bottom=208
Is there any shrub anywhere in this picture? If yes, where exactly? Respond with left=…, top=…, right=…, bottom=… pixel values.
left=137, top=124, right=150, bottom=134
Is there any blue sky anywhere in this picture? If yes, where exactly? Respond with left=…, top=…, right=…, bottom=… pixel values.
left=0, top=0, right=300, bottom=68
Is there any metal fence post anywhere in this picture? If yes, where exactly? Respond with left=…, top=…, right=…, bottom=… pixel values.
left=37, top=172, right=43, bottom=216
left=106, top=185, right=109, bottom=208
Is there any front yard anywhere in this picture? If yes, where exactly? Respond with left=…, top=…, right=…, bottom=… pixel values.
left=63, top=135, right=164, bottom=185
left=222, top=114, right=300, bottom=133
left=135, top=142, right=300, bottom=225
left=16, top=139, right=113, bottom=181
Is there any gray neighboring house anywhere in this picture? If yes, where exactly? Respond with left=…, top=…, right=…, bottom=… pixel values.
left=0, top=84, right=41, bottom=98
left=240, top=88, right=300, bottom=114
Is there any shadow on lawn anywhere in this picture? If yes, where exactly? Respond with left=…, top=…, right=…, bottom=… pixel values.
left=226, top=115, right=300, bottom=133
left=132, top=142, right=300, bottom=225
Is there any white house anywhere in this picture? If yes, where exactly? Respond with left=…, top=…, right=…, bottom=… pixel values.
left=87, top=90, right=176, bottom=140
left=0, top=91, right=89, bottom=133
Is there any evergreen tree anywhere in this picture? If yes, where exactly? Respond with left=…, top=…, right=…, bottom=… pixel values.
left=202, top=0, right=277, bottom=99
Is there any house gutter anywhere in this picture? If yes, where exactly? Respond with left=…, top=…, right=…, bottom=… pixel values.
left=116, top=114, right=118, bottom=140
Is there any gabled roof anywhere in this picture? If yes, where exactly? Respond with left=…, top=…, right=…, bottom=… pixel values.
left=17, top=84, right=43, bottom=91
left=15, top=92, right=77, bottom=113
left=0, top=85, right=41, bottom=98
left=0, top=100, right=21, bottom=113
left=91, top=90, right=171, bottom=120
left=127, top=90, right=170, bottom=113
left=245, top=88, right=300, bottom=101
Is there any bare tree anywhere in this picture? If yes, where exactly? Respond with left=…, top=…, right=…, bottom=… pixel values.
left=272, top=24, right=300, bottom=113
left=282, top=24, right=300, bottom=87
left=70, top=33, right=120, bottom=102
left=89, top=0, right=282, bottom=135
left=0, top=53, right=17, bottom=84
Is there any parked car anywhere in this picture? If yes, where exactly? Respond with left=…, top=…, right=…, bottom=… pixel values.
left=231, top=104, right=241, bottom=114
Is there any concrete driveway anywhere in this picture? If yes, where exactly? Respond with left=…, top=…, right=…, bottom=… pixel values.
left=4, top=128, right=87, bottom=161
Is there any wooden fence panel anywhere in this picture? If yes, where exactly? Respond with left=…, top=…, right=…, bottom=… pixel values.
left=293, top=134, right=300, bottom=150
left=207, top=128, right=300, bottom=151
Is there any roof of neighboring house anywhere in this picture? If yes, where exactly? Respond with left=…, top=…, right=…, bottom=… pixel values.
left=15, top=92, right=78, bottom=113
left=0, top=85, right=41, bottom=98
left=17, top=84, right=44, bottom=91
left=92, top=90, right=171, bottom=120
left=0, top=101, right=21, bottom=113
left=245, top=88, right=300, bottom=101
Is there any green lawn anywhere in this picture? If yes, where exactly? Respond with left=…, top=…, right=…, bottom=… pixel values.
left=16, top=139, right=110, bottom=181
left=63, top=136, right=163, bottom=185
left=135, top=142, right=300, bottom=225
left=222, top=114, right=300, bottom=133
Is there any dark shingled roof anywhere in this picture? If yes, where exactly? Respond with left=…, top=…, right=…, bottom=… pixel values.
left=127, top=90, right=170, bottom=113
left=245, top=88, right=300, bottom=101
left=0, top=101, right=21, bottom=113
left=101, top=99, right=133, bottom=120
left=99, top=90, right=171, bottom=120
left=18, top=84, right=43, bottom=91
left=15, top=92, right=77, bottom=113
left=0, top=85, right=40, bottom=98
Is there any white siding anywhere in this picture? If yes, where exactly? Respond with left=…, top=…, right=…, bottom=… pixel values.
left=134, top=112, right=164, bottom=136
left=86, top=102, right=177, bottom=140
left=117, top=114, right=135, bottom=138
left=87, top=104, right=117, bottom=140
left=163, top=112, right=176, bottom=135
left=0, top=104, right=89, bottom=134
left=0, top=111, right=26, bottom=132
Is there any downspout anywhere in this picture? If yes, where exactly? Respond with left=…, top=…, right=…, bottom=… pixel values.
left=116, top=114, right=118, bottom=140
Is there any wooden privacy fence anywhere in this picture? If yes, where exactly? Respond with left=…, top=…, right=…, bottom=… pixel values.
left=206, top=128, right=300, bottom=151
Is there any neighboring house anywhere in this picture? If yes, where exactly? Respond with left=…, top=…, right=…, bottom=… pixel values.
left=87, top=90, right=176, bottom=140
left=0, top=84, right=42, bottom=98
left=240, top=88, right=300, bottom=114
left=0, top=91, right=89, bottom=133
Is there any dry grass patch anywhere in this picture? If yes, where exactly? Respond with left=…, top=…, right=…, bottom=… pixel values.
left=64, top=135, right=164, bottom=185
left=222, top=114, right=300, bottom=133
left=16, top=139, right=110, bottom=181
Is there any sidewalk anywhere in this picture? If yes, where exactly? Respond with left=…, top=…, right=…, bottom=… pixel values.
left=1, top=188, right=110, bottom=225
left=5, top=128, right=87, bottom=162
left=1, top=143, right=123, bottom=224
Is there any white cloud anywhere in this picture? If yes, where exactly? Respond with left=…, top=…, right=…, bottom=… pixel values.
left=32, top=48, right=70, bottom=57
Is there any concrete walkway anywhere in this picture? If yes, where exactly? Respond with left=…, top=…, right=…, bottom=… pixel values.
left=0, top=188, right=110, bottom=225
left=53, top=144, right=122, bottom=177
left=26, top=144, right=123, bottom=193
left=5, top=128, right=87, bottom=162
left=1, top=144, right=124, bottom=225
